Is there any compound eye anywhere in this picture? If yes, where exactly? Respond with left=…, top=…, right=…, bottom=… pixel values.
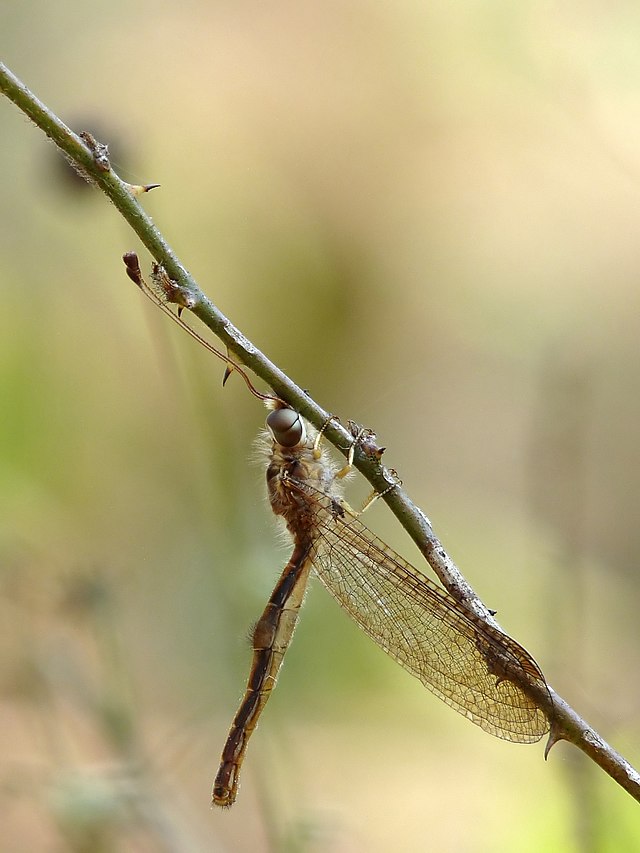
left=266, top=408, right=306, bottom=447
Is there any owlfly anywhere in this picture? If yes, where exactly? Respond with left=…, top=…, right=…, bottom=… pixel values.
left=124, top=253, right=551, bottom=808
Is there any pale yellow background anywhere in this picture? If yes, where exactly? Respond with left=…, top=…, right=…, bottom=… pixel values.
left=1, top=2, right=640, bottom=851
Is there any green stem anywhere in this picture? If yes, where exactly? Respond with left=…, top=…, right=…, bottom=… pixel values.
left=2, top=60, right=639, bottom=804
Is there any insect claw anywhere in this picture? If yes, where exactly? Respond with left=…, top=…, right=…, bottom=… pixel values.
left=387, top=469, right=402, bottom=487
left=313, top=414, right=341, bottom=457
left=346, top=421, right=387, bottom=463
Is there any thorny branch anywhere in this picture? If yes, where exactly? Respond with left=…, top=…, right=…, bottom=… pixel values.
left=1, top=61, right=639, bottom=803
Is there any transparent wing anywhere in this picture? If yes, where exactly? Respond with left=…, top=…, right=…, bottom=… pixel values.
left=296, top=482, right=550, bottom=742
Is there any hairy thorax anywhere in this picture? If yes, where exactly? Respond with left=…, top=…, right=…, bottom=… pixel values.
left=264, top=430, right=342, bottom=538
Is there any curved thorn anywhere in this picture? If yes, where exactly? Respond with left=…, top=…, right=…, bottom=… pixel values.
left=544, top=720, right=565, bottom=759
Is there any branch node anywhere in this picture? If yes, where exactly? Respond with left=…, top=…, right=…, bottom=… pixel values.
left=79, top=130, right=111, bottom=171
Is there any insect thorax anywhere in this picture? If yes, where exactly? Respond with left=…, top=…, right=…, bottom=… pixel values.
left=266, top=436, right=340, bottom=536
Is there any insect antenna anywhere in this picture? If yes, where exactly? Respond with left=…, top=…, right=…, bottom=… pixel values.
left=123, top=252, right=283, bottom=406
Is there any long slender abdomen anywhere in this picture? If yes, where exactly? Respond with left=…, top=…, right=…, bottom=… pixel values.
left=212, top=541, right=313, bottom=807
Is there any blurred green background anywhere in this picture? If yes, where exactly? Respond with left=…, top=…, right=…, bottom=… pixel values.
left=2, top=2, right=640, bottom=851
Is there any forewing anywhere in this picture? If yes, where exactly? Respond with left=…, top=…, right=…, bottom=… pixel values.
left=301, top=485, right=549, bottom=742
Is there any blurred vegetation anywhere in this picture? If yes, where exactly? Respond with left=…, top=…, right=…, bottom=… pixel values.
left=2, top=1, right=640, bottom=851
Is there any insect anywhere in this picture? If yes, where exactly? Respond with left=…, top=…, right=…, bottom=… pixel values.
left=123, top=254, right=551, bottom=808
